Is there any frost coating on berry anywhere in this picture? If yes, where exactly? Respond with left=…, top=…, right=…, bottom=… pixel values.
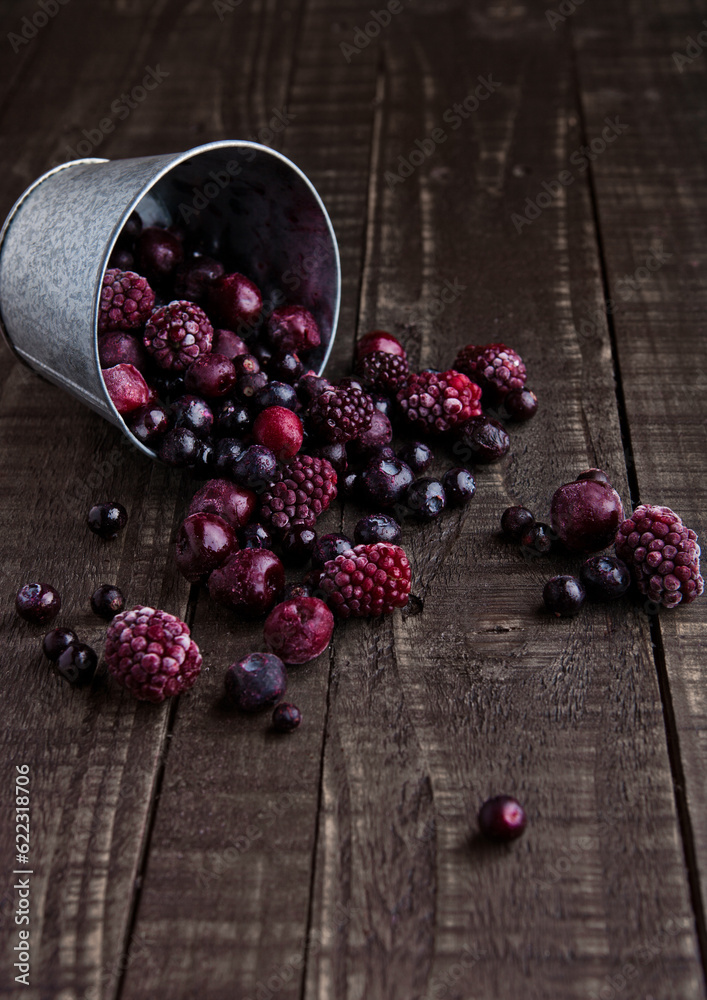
left=144, top=300, right=213, bottom=371
left=102, top=363, right=150, bottom=414
left=319, top=542, right=411, bottom=618
left=396, top=370, right=482, bottom=434
left=615, top=504, right=704, bottom=608
left=267, top=305, right=321, bottom=353
left=356, top=351, right=409, bottom=393
left=453, top=343, right=526, bottom=398
left=308, top=385, right=375, bottom=443
left=105, top=605, right=202, bottom=703
left=98, top=269, right=155, bottom=333
left=264, top=597, right=334, bottom=663
left=260, top=455, right=337, bottom=535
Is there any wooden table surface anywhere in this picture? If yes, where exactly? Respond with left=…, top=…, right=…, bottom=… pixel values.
left=1, top=0, right=706, bottom=997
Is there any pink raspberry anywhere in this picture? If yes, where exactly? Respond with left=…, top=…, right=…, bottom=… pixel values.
left=396, top=370, right=481, bottom=434
left=615, top=505, right=703, bottom=608
left=318, top=542, right=411, bottom=618
left=98, top=269, right=155, bottom=333
left=143, top=300, right=213, bottom=371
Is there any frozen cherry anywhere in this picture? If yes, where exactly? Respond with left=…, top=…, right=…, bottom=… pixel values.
left=458, top=416, right=510, bottom=464
left=406, top=479, right=446, bottom=521
left=272, top=703, right=302, bottom=732
left=129, top=402, right=170, bottom=445
left=442, top=468, right=476, bottom=507
left=252, top=406, right=303, bottom=460
left=356, top=330, right=405, bottom=359
left=15, top=583, right=61, bottom=624
left=503, top=388, right=538, bottom=422
left=398, top=441, right=433, bottom=474
left=264, top=597, right=334, bottom=664
left=158, top=427, right=200, bottom=467
left=501, top=506, right=535, bottom=541
left=98, top=331, right=147, bottom=372
left=225, top=652, right=287, bottom=711
left=102, top=363, right=150, bottom=414
left=174, top=255, right=224, bottom=300
left=56, top=642, right=98, bottom=686
left=580, top=555, right=631, bottom=601
left=137, top=226, right=184, bottom=281
left=188, top=478, right=257, bottom=529
left=239, top=522, right=273, bottom=550
left=212, top=328, right=249, bottom=360
left=478, top=795, right=527, bottom=841
left=267, top=305, right=321, bottom=353
left=171, top=395, right=214, bottom=438
left=354, top=514, right=401, bottom=545
left=184, top=354, right=237, bottom=399
left=280, top=526, right=317, bottom=567
left=176, top=512, right=237, bottom=582
left=550, top=479, right=624, bottom=552
left=360, top=456, right=414, bottom=508
left=312, top=533, right=353, bottom=569
left=543, top=575, right=586, bottom=617
left=42, top=627, right=78, bottom=661
left=576, top=468, right=611, bottom=484
left=90, top=584, right=125, bottom=619
left=88, top=502, right=128, bottom=539
left=207, top=272, right=262, bottom=330
left=209, top=549, right=285, bottom=616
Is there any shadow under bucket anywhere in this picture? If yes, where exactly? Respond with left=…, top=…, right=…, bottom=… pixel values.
left=0, top=140, right=341, bottom=457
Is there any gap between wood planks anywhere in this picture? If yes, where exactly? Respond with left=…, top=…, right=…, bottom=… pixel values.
left=568, top=21, right=707, bottom=982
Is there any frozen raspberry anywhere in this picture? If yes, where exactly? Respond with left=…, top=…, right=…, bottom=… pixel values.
left=264, top=597, right=334, bottom=663
left=102, top=363, right=150, bottom=414
left=259, top=455, right=337, bottom=535
left=615, top=504, right=704, bottom=608
left=252, top=406, right=303, bottom=460
left=98, top=269, right=155, bottom=333
left=356, top=330, right=406, bottom=360
left=355, top=350, right=409, bottom=393
left=207, top=272, right=262, bottom=330
left=105, top=606, right=202, bottom=703
left=318, top=542, right=411, bottom=618
left=396, top=370, right=481, bottom=435
left=143, top=301, right=213, bottom=371
left=267, top=305, right=321, bottom=353
left=308, top=385, right=374, bottom=444
left=453, top=343, right=526, bottom=399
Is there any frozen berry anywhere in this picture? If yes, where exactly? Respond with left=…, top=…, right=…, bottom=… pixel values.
left=543, top=575, right=586, bottom=617
left=371, top=393, right=393, bottom=418
left=193, top=439, right=214, bottom=479
left=580, top=555, right=631, bottom=601
left=119, top=210, right=142, bottom=242
left=398, top=442, right=433, bottom=475
left=158, top=427, right=200, bottom=467
left=478, top=795, right=527, bottom=841
left=319, top=542, right=411, bottom=618
left=233, top=354, right=261, bottom=376
left=137, top=227, right=184, bottom=281
left=98, top=269, right=155, bottom=333
left=109, top=247, right=134, bottom=271
left=213, top=438, right=246, bottom=479
left=251, top=341, right=273, bottom=368
left=174, top=255, right=224, bottom=301
left=310, top=441, right=347, bottom=475
left=43, top=627, right=78, bottom=660
left=209, top=549, right=285, bottom=616
left=98, top=331, right=148, bottom=371
left=268, top=351, right=304, bottom=384
left=260, top=455, right=337, bottom=534
left=90, top=584, right=125, bottom=619
left=267, top=305, right=321, bottom=353
left=88, top=502, right=128, bottom=539
left=188, top=479, right=256, bottom=529
left=312, top=533, right=353, bottom=569
left=207, top=272, right=262, bottom=330
left=214, top=398, right=252, bottom=438
left=296, top=372, right=331, bottom=406
left=308, top=385, right=374, bottom=444
left=442, top=468, right=476, bottom=507
left=239, top=523, right=273, bottom=550
left=272, top=703, right=302, bottom=732
left=503, top=388, right=538, bottom=422
left=144, top=301, right=213, bottom=371
left=264, top=596, right=334, bottom=664
left=225, top=652, right=286, bottom=712
left=341, top=471, right=361, bottom=498
left=129, top=402, right=170, bottom=445
left=184, top=354, right=237, bottom=398
left=550, top=480, right=624, bottom=553
left=254, top=381, right=299, bottom=412
left=232, top=445, right=280, bottom=492
left=576, top=468, right=610, bottom=484
left=405, top=479, right=446, bottom=521
left=236, top=371, right=269, bottom=402
left=360, top=455, right=414, bottom=508
left=171, top=395, right=214, bottom=438
left=212, top=328, right=249, bottom=361
left=396, top=370, right=482, bottom=435
left=356, top=350, right=409, bottom=393
left=356, top=330, right=406, bottom=359
left=56, top=642, right=98, bottom=686
left=150, top=372, right=185, bottom=401
left=348, top=410, right=392, bottom=461
left=457, top=416, right=510, bottom=464
left=105, top=605, right=202, bottom=702
left=15, top=583, right=61, bottom=624
left=354, top=514, right=401, bottom=546
left=252, top=406, right=303, bottom=460
left=281, top=526, right=317, bottom=567
left=521, top=522, right=555, bottom=555
left=176, top=513, right=237, bottom=583
left=501, top=506, right=535, bottom=541
left=454, top=343, right=526, bottom=399
left=102, top=363, right=150, bottom=414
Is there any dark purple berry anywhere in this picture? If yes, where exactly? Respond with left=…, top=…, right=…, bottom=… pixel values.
left=520, top=522, right=554, bottom=555
left=478, top=795, right=527, bottom=841
left=16, top=582, right=61, bottom=624
left=121, top=210, right=143, bottom=242
left=272, top=702, right=302, bottom=732
left=214, top=398, right=252, bottom=438
left=458, top=416, right=510, bottom=464
left=503, top=388, right=538, bottom=422
left=213, top=438, right=246, bottom=478
left=239, top=523, right=273, bottom=550
left=225, top=652, right=287, bottom=712
left=360, top=456, right=414, bottom=508
left=236, top=371, right=269, bottom=401
left=281, top=526, right=317, bottom=567
left=576, top=468, right=611, bottom=484
left=158, top=427, right=200, bottom=467
left=108, top=247, right=134, bottom=271
left=253, top=381, right=299, bottom=412
left=341, top=471, right=361, bottom=499
left=251, top=341, right=273, bottom=368
left=174, top=255, right=224, bottom=301
left=310, top=442, right=348, bottom=475
left=193, top=439, right=215, bottom=479
left=42, top=627, right=78, bottom=661
left=354, top=514, right=401, bottom=546
left=137, top=226, right=184, bottom=281
left=348, top=411, right=392, bottom=463
left=56, top=642, right=98, bottom=686
left=543, top=575, right=586, bottom=617
left=580, top=555, right=631, bottom=601
left=268, top=351, right=304, bottom=384
left=150, top=372, right=185, bottom=401
left=176, top=513, right=237, bottom=582
left=296, top=372, right=331, bottom=406
left=442, top=468, right=476, bottom=507
left=171, top=395, right=214, bottom=438
left=91, top=584, right=125, bottom=619
left=398, top=442, right=433, bottom=474
left=87, top=502, right=128, bottom=539
left=501, top=506, right=535, bottom=542
left=129, top=402, right=170, bottom=445
left=405, top=479, right=445, bottom=521
left=312, top=533, right=353, bottom=569
left=232, top=445, right=279, bottom=491
left=185, top=354, right=237, bottom=399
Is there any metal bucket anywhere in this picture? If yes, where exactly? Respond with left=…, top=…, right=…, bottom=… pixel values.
left=0, top=141, right=341, bottom=458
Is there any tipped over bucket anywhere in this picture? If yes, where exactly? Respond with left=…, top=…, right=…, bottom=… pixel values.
left=0, top=141, right=341, bottom=458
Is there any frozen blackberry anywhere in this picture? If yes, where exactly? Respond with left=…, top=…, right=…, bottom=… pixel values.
left=98, top=269, right=155, bottom=333
left=453, top=343, right=526, bottom=399
left=615, top=504, right=703, bottom=608
left=355, top=350, right=409, bottom=393
left=396, top=370, right=482, bottom=435
left=143, top=301, right=213, bottom=371
left=308, top=385, right=374, bottom=444
left=319, top=542, right=412, bottom=618
left=259, top=455, right=337, bottom=535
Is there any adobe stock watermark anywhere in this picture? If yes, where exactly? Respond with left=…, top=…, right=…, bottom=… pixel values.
left=672, top=20, right=707, bottom=71
left=385, top=77, right=501, bottom=189
left=60, top=65, right=169, bottom=162
left=418, top=945, right=482, bottom=1000
left=213, top=0, right=244, bottom=20
left=545, top=0, right=586, bottom=31
left=7, top=0, right=69, bottom=54
left=511, top=116, right=629, bottom=233
left=340, top=0, right=409, bottom=63
left=585, top=912, right=681, bottom=1000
